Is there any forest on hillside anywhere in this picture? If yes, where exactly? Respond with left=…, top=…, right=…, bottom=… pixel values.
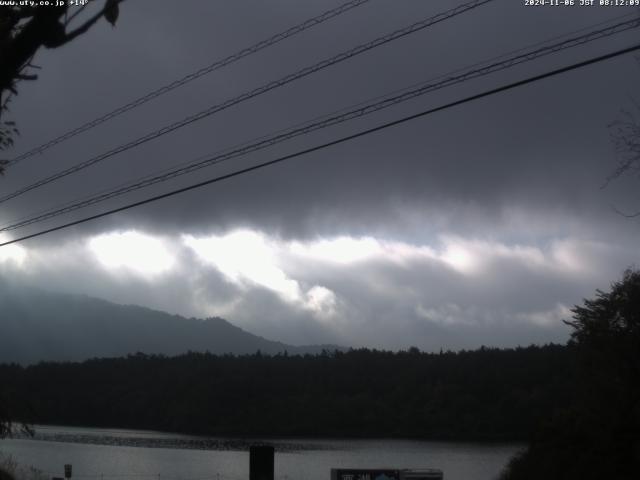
left=0, top=345, right=572, bottom=441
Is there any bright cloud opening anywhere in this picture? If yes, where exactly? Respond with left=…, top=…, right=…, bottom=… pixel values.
left=184, top=230, right=301, bottom=303
left=183, top=230, right=339, bottom=318
left=0, top=244, right=27, bottom=266
left=305, top=285, right=337, bottom=319
left=441, top=243, right=478, bottom=274
left=291, top=236, right=438, bottom=266
left=515, top=303, right=573, bottom=327
left=88, top=231, right=175, bottom=277
left=291, top=236, right=382, bottom=264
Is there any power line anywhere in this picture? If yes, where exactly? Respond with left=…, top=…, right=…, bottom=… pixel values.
left=1, top=42, right=638, bottom=248
left=4, top=8, right=628, bottom=232
left=1, top=10, right=632, bottom=231
left=2, top=16, right=637, bottom=231
left=5, top=0, right=373, bottom=167
left=0, top=0, right=495, bottom=205
left=1, top=16, right=637, bottom=233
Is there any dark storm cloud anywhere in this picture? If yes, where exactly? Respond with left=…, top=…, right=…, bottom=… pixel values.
left=1, top=0, right=637, bottom=237
left=0, top=0, right=639, bottom=349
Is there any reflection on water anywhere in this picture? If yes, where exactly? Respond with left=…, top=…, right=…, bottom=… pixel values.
left=1, top=425, right=522, bottom=480
left=18, top=425, right=330, bottom=453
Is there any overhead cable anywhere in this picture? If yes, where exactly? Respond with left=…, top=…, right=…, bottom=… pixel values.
left=5, top=0, right=373, bottom=166
left=1, top=16, right=638, bottom=233
left=1, top=42, right=638, bottom=248
left=0, top=0, right=495, bottom=204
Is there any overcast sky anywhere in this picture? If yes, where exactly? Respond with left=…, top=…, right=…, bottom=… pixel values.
left=0, top=0, right=639, bottom=350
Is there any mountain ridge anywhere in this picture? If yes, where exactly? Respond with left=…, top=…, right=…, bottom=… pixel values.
left=0, top=281, right=344, bottom=364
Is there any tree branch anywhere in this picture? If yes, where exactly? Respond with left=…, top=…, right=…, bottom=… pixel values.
left=65, top=3, right=90, bottom=27
left=59, top=0, right=125, bottom=46
left=611, top=204, right=640, bottom=219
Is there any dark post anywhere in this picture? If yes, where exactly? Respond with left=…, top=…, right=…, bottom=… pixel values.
left=249, top=445, right=274, bottom=480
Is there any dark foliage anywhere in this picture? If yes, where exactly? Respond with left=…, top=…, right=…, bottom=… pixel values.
left=0, top=0, right=124, bottom=172
left=0, top=374, right=34, bottom=439
left=0, top=344, right=571, bottom=441
left=608, top=104, right=640, bottom=190
left=501, top=269, right=640, bottom=480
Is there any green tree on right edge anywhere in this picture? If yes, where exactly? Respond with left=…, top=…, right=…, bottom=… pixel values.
left=501, top=269, right=640, bottom=480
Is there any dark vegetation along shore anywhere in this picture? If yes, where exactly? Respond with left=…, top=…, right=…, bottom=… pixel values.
left=0, top=344, right=571, bottom=441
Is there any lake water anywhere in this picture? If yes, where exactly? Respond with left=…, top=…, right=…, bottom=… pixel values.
left=0, top=425, right=522, bottom=480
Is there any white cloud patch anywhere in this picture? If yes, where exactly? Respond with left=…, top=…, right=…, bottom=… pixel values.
left=440, top=243, right=479, bottom=274
left=88, top=231, right=175, bottom=277
left=0, top=244, right=27, bottom=267
left=290, top=236, right=437, bottom=266
left=291, top=236, right=390, bottom=264
left=184, top=230, right=299, bottom=301
left=183, top=230, right=337, bottom=321
left=416, top=303, right=473, bottom=327
left=305, top=285, right=338, bottom=319
left=437, top=236, right=553, bottom=275
left=289, top=233, right=589, bottom=278
left=514, top=303, right=574, bottom=328
left=416, top=302, right=573, bottom=330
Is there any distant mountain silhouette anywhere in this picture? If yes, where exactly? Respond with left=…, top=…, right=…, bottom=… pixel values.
left=0, top=281, right=343, bottom=364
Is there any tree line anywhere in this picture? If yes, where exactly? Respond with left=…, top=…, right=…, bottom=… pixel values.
left=0, top=344, right=572, bottom=441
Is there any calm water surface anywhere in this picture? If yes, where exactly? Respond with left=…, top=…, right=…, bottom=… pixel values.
left=0, top=425, right=522, bottom=480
